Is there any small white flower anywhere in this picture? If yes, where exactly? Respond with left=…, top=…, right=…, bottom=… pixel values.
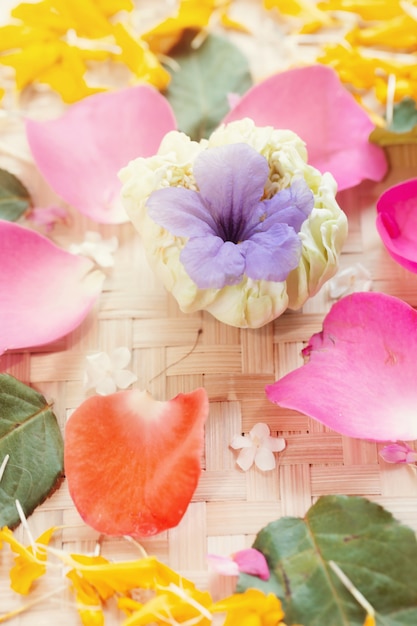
left=84, top=347, right=137, bottom=395
left=69, top=231, right=118, bottom=267
left=230, top=423, right=286, bottom=471
left=327, top=263, right=372, bottom=299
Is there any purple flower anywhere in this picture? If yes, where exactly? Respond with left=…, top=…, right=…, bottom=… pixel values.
left=146, top=143, right=314, bottom=289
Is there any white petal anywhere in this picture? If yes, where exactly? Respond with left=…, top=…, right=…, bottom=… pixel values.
left=230, top=434, right=252, bottom=450
left=207, top=555, right=239, bottom=576
left=95, top=376, right=117, bottom=396
left=254, top=448, right=276, bottom=471
left=114, top=369, right=138, bottom=389
left=264, top=437, right=286, bottom=452
left=86, top=351, right=112, bottom=371
left=236, top=447, right=256, bottom=471
left=250, top=422, right=271, bottom=440
left=112, top=346, right=132, bottom=369
left=93, top=249, right=115, bottom=267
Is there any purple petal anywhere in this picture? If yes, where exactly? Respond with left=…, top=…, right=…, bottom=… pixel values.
left=264, top=178, right=314, bottom=231
left=242, top=224, right=302, bottom=282
left=193, top=143, right=269, bottom=239
left=180, top=237, right=245, bottom=289
left=147, top=187, right=217, bottom=236
left=242, top=178, right=314, bottom=239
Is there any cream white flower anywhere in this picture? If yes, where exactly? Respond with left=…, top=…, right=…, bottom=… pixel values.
left=84, top=347, right=137, bottom=395
left=69, top=231, right=118, bottom=268
left=119, top=119, right=348, bottom=328
left=230, top=423, right=286, bottom=471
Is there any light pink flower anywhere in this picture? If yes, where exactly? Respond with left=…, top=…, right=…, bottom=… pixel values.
left=230, top=423, right=286, bottom=471
left=207, top=548, right=270, bottom=580
left=380, top=443, right=417, bottom=464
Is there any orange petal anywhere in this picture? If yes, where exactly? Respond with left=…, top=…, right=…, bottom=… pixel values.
left=64, top=388, right=209, bottom=536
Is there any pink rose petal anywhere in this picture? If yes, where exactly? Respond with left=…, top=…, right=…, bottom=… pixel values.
left=25, top=86, right=176, bottom=224
left=266, top=292, right=417, bottom=441
left=233, top=548, right=270, bottom=581
left=376, top=178, right=417, bottom=273
left=223, top=65, right=388, bottom=191
left=379, top=443, right=417, bottom=464
left=0, top=221, right=104, bottom=354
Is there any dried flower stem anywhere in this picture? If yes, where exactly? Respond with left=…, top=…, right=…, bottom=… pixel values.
left=0, top=586, right=67, bottom=624
left=329, top=560, right=375, bottom=619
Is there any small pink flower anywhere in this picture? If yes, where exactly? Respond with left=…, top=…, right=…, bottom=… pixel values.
left=26, top=206, right=68, bottom=232
left=207, top=548, right=270, bottom=581
left=379, top=443, right=417, bottom=464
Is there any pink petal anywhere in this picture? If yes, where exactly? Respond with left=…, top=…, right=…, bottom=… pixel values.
left=233, top=548, right=270, bottom=581
left=266, top=292, right=417, bottom=441
left=223, top=65, right=387, bottom=191
left=0, top=221, right=104, bottom=354
left=207, top=554, right=240, bottom=576
left=380, top=443, right=417, bottom=464
left=376, top=178, right=417, bottom=273
left=25, top=86, right=176, bottom=224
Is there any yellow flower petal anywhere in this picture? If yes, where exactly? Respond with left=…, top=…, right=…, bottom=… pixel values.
left=111, top=23, right=171, bottom=90
left=0, top=41, right=62, bottom=90
left=211, top=589, right=286, bottom=626
left=62, top=553, right=190, bottom=601
left=264, top=0, right=334, bottom=34
left=121, top=584, right=212, bottom=626
left=317, top=0, right=404, bottom=21
left=52, top=0, right=113, bottom=38
left=11, top=0, right=70, bottom=34
left=0, top=24, right=56, bottom=52
left=347, top=15, right=417, bottom=51
left=0, top=525, right=56, bottom=595
left=141, top=0, right=230, bottom=54
left=66, top=568, right=104, bottom=626
left=363, top=614, right=376, bottom=626
left=36, top=43, right=104, bottom=103
left=93, top=0, right=134, bottom=18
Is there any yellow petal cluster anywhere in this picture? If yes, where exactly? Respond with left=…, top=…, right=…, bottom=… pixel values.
left=270, top=0, right=417, bottom=118
left=263, top=0, right=335, bottom=34
left=141, top=0, right=246, bottom=55
left=0, top=0, right=170, bottom=103
left=0, top=525, right=290, bottom=626
left=0, top=525, right=56, bottom=595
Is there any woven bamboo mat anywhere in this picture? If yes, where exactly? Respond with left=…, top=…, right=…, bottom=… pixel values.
left=1, top=142, right=417, bottom=624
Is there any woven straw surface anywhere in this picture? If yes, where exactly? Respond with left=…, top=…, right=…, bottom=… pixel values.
left=1, top=1, right=417, bottom=620
left=1, top=142, right=417, bottom=624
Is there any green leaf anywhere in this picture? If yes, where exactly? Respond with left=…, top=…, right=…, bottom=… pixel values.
left=389, top=97, right=417, bottom=133
left=0, top=168, right=31, bottom=221
left=0, top=374, right=64, bottom=528
left=238, top=495, right=417, bottom=625
left=164, top=32, right=252, bottom=141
